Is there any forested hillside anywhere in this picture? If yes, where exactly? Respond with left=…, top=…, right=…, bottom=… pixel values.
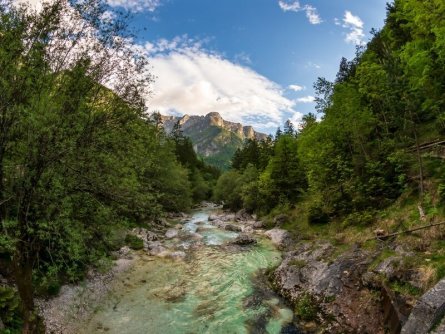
left=215, top=0, right=445, bottom=302
left=217, top=0, right=445, bottom=221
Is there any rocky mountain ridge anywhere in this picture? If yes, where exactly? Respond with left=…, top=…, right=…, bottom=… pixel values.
left=161, top=112, right=268, bottom=169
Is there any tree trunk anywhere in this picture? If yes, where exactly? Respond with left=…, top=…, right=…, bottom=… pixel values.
left=413, top=129, right=424, bottom=197
left=13, top=249, right=43, bottom=334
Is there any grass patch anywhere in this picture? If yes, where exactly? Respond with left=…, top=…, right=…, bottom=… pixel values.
left=390, top=280, right=422, bottom=297
left=288, top=259, right=307, bottom=269
left=369, top=248, right=397, bottom=271
left=294, top=293, right=319, bottom=322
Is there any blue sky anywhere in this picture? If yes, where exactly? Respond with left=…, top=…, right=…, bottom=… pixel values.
left=107, top=0, right=389, bottom=134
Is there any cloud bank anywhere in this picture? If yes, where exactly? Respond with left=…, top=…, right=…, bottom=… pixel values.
left=147, top=41, right=296, bottom=132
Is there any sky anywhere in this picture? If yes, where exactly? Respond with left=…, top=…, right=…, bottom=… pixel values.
left=19, top=0, right=390, bottom=134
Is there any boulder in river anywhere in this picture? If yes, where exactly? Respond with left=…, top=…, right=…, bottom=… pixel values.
left=224, top=224, right=242, bottom=232
left=195, top=226, right=214, bottom=233
left=165, top=229, right=179, bottom=239
left=208, top=214, right=218, bottom=221
left=232, top=234, right=257, bottom=246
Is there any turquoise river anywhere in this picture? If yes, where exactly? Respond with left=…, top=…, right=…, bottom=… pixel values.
left=79, top=209, right=299, bottom=334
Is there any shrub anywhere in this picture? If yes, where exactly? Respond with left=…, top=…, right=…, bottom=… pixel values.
left=0, top=286, right=22, bottom=331
left=125, top=234, right=144, bottom=250
left=308, top=205, right=329, bottom=225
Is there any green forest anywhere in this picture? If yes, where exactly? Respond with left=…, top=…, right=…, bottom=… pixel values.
left=216, top=0, right=445, bottom=222
left=0, top=1, right=218, bottom=332
left=1, top=0, right=445, bottom=332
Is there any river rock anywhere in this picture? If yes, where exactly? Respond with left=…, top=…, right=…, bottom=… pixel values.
left=232, top=234, right=257, bottom=245
left=165, top=229, right=179, bottom=239
left=264, top=229, right=292, bottom=249
left=195, top=226, right=214, bottom=233
left=117, top=246, right=133, bottom=259
left=253, top=221, right=263, bottom=229
left=235, top=209, right=252, bottom=222
left=174, top=224, right=183, bottom=230
left=168, top=251, right=186, bottom=260
left=224, top=224, right=242, bottom=232
left=208, top=214, right=218, bottom=221
left=242, top=226, right=254, bottom=234
left=402, top=278, right=445, bottom=334
left=131, top=228, right=159, bottom=242
left=147, top=241, right=167, bottom=256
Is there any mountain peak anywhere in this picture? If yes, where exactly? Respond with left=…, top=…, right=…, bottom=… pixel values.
left=205, top=112, right=222, bottom=118
left=161, top=113, right=267, bottom=169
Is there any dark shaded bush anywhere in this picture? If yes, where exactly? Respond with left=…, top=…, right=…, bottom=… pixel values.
left=308, top=205, right=329, bottom=225
left=125, top=234, right=144, bottom=250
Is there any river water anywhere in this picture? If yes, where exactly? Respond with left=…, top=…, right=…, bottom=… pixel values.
left=80, top=209, right=296, bottom=334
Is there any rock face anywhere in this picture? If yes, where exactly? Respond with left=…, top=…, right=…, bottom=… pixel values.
left=273, top=242, right=385, bottom=333
left=402, top=278, right=445, bottom=334
left=264, top=229, right=292, bottom=249
left=161, top=112, right=267, bottom=169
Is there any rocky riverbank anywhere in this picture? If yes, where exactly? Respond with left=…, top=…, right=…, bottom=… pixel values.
left=37, top=205, right=294, bottom=333
left=37, top=205, right=445, bottom=334
left=37, top=212, right=194, bottom=333
left=265, top=222, right=445, bottom=334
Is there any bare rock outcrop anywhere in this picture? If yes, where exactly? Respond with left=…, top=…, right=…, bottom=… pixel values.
left=273, top=242, right=385, bottom=333
left=264, top=229, right=292, bottom=249
left=402, top=278, right=445, bottom=334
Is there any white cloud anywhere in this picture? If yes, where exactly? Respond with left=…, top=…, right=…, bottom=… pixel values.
left=278, top=1, right=322, bottom=25
left=288, top=84, right=305, bottom=92
left=342, top=11, right=365, bottom=45
left=278, top=0, right=301, bottom=12
left=290, top=111, right=304, bottom=126
left=304, top=5, right=322, bottom=25
left=343, top=11, right=363, bottom=29
left=106, top=0, right=162, bottom=12
left=295, top=96, right=315, bottom=103
left=145, top=39, right=295, bottom=132
left=306, top=61, right=321, bottom=69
